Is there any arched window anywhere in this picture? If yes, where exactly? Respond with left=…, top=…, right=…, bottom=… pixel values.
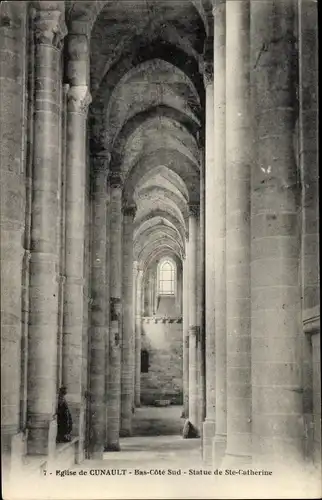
left=158, top=259, right=175, bottom=295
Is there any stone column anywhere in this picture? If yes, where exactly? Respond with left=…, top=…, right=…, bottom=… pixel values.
left=62, top=31, right=91, bottom=458
left=182, top=255, right=189, bottom=418
left=198, top=148, right=206, bottom=430
left=298, top=0, right=319, bottom=467
left=106, top=172, right=123, bottom=451
left=213, top=0, right=227, bottom=466
left=56, top=84, right=69, bottom=391
left=250, top=0, right=303, bottom=467
left=0, top=0, right=27, bottom=464
left=88, top=155, right=109, bottom=459
left=132, top=261, right=138, bottom=409
left=224, top=0, right=251, bottom=466
left=134, top=268, right=144, bottom=407
left=27, top=2, right=67, bottom=455
left=202, top=39, right=216, bottom=463
left=62, top=83, right=91, bottom=444
left=187, top=204, right=200, bottom=435
left=121, top=205, right=136, bottom=436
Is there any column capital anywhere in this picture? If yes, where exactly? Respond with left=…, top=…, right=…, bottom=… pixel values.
left=188, top=203, right=200, bottom=217
left=201, top=36, right=214, bottom=87
left=122, top=204, right=137, bottom=219
left=92, top=152, right=111, bottom=173
left=204, top=60, right=214, bottom=87
left=212, top=0, right=226, bottom=16
left=108, top=171, right=123, bottom=189
left=34, top=5, right=67, bottom=49
left=67, top=33, right=89, bottom=60
left=67, top=85, right=92, bottom=115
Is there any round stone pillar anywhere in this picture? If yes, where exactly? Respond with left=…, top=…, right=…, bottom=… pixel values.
left=198, top=147, right=206, bottom=430
left=120, top=205, right=136, bottom=436
left=88, top=154, right=109, bottom=459
left=0, top=0, right=27, bottom=462
left=182, top=255, right=189, bottom=418
left=106, top=172, right=123, bottom=451
left=27, top=3, right=67, bottom=455
left=188, top=205, right=200, bottom=435
left=298, top=0, right=320, bottom=467
left=224, top=0, right=252, bottom=466
left=213, top=0, right=227, bottom=466
left=62, top=83, right=91, bottom=442
left=250, top=0, right=303, bottom=468
left=132, top=261, right=138, bottom=408
left=134, top=268, right=144, bottom=407
left=202, top=40, right=216, bottom=463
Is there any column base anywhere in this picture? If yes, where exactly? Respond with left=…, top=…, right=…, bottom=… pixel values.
left=104, top=443, right=121, bottom=452
left=222, top=451, right=252, bottom=468
left=202, top=419, right=216, bottom=464
left=88, top=448, right=104, bottom=460
left=213, top=433, right=227, bottom=467
left=2, top=429, right=27, bottom=477
left=119, top=428, right=132, bottom=438
left=2, top=430, right=28, bottom=497
left=182, top=419, right=199, bottom=439
left=27, top=415, right=57, bottom=456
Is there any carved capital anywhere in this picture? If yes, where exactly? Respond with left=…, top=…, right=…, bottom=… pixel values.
left=212, top=0, right=226, bottom=17
left=34, top=7, right=67, bottom=49
left=108, top=171, right=123, bottom=189
left=122, top=204, right=137, bottom=219
left=56, top=274, right=66, bottom=285
left=67, top=33, right=89, bottom=61
left=200, top=37, right=214, bottom=87
left=203, top=60, right=214, bottom=87
left=67, top=85, right=92, bottom=115
left=92, top=152, right=111, bottom=173
left=110, top=297, right=122, bottom=322
left=188, top=203, right=200, bottom=217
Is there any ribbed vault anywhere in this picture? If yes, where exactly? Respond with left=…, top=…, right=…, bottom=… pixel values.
left=84, top=0, right=205, bottom=285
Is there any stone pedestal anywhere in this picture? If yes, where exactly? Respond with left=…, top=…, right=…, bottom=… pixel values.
left=27, top=4, right=67, bottom=455
left=250, top=0, right=303, bottom=468
left=88, top=156, right=109, bottom=459
left=120, top=205, right=136, bottom=436
left=224, top=0, right=252, bottom=467
left=106, top=173, right=123, bottom=451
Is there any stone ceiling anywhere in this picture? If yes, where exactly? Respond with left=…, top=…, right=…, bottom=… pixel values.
left=67, top=0, right=208, bottom=272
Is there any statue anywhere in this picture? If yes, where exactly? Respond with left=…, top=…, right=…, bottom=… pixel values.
left=56, top=386, right=73, bottom=443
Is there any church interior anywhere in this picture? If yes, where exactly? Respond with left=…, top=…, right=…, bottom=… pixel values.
left=0, top=0, right=320, bottom=497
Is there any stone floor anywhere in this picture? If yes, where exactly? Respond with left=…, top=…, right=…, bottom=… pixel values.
left=131, top=405, right=185, bottom=436
left=7, top=408, right=321, bottom=500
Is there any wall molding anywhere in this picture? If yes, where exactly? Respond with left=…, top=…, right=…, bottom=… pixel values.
left=303, top=305, right=320, bottom=335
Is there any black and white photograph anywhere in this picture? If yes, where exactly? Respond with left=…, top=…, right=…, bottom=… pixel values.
left=0, top=0, right=320, bottom=499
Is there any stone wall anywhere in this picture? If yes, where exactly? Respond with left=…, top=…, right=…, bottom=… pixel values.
left=140, top=321, right=183, bottom=406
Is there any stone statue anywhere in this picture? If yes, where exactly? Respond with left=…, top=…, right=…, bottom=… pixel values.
left=56, top=386, right=73, bottom=443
